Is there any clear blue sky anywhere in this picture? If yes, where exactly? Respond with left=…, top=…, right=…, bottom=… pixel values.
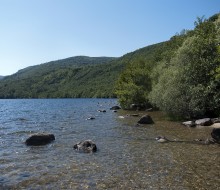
left=0, top=0, right=219, bottom=75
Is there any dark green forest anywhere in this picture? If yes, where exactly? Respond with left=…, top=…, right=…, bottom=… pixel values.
left=0, top=13, right=219, bottom=119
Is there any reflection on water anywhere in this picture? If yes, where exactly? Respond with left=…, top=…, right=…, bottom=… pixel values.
left=0, top=99, right=219, bottom=189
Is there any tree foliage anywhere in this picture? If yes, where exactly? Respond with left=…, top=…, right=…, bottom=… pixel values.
left=151, top=15, right=220, bottom=118
left=115, top=60, right=151, bottom=109
left=117, top=13, right=220, bottom=119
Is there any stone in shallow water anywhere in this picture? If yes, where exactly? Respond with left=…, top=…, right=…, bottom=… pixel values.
left=110, top=106, right=121, bottom=110
left=73, top=140, right=97, bottom=153
left=25, top=133, right=55, bottom=146
left=195, top=118, right=213, bottom=126
left=137, top=115, right=154, bottom=124
left=182, top=121, right=196, bottom=127
left=86, top=117, right=95, bottom=120
left=97, top=109, right=106, bottom=112
left=211, top=128, right=220, bottom=143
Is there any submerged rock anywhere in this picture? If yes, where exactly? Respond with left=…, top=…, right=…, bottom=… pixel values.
left=86, top=117, right=95, bottom=120
left=25, top=133, right=55, bottom=146
left=73, top=140, right=97, bottom=153
left=97, top=109, right=106, bottom=113
left=155, top=136, right=169, bottom=143
left=137, top=115, right=154, bottom=124
left=211, top=128, right=220, bottom=144
left=134, top=123, right=141, bottom=127
left=118, top=114, right=139, bottom=118
left=110, top=106, right=121, bottom=110
left=204, top=138, right=216, bottom=145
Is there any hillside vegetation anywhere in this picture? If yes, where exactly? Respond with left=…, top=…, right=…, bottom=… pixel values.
left=115, top=13, right=220, bottom=119
left=0, top=56, right=122, bottom=98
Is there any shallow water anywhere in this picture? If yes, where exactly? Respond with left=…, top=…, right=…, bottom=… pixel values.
left=0, top=99, right=219, bottom=190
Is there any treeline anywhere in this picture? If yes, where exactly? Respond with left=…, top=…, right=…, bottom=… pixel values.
left=115, top=13, right=220, bottom=119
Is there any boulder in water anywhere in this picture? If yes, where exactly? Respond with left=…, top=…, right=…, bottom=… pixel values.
left=137, top=115, right=154, bottom=124
left=211, top=128, right=220, bottom=144
left=182, top=121, right=196, bottom=127
left=195, top=118, right=213, bottom=126
left=110, top=106, right=121, bottom=110
left=86, top=117, right=95, bottom=120
left=25, top=133, right=55, bottom=146
left=73, top=140, right=97, bottom=153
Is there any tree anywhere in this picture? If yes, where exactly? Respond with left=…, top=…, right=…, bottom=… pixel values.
left=150, top=17, right=220, bottom=118
left=115, top=60, right=152, bottom=109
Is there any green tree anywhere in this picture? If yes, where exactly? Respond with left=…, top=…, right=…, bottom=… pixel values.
left=150, top=17, right=220, bottom=118
left=115, top=60, right=152, bottom=109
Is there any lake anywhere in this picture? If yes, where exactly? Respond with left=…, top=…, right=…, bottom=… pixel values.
left=0, top=99, right=219, bottom=189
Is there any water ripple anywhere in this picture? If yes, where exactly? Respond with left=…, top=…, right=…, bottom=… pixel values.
left=0, top=99, right=219, bottom=189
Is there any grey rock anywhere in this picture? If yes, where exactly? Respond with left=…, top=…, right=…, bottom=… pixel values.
left=211, top=118, right=220, bottom=124
left=73, top=140, right=97, bottom=153
left=97, top=109, right=106, bottom=112
left=87, top=117, right=95, bottom=120
left=25, top=133, right=55, bottom=146
left=195, top=118, right=213, bottom=126
left=211, top=128, right=220, bottom=143
left=182, top=121, right=196, bottom=127
left=155, top=136, right=169, bottom=143
left=137, top=115, right=154, bottom=124
left=110, top=106, right=121, bottom=110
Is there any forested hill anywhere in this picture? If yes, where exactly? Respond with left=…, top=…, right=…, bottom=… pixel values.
left=7, top=56, right=117, bottom=80
left=0, top=56, right=120, bottom=98
left=0, top=40, right=171, bottom=98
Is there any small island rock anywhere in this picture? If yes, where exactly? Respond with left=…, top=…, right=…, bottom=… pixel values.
left=25, top=133, right=55, bottom=146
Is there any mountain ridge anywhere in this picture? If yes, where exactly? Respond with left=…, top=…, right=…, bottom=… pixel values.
left=7, top=56, right=117, bottom=80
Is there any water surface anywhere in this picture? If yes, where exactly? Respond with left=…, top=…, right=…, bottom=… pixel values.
left=0, top=99, right=219, bottom=189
